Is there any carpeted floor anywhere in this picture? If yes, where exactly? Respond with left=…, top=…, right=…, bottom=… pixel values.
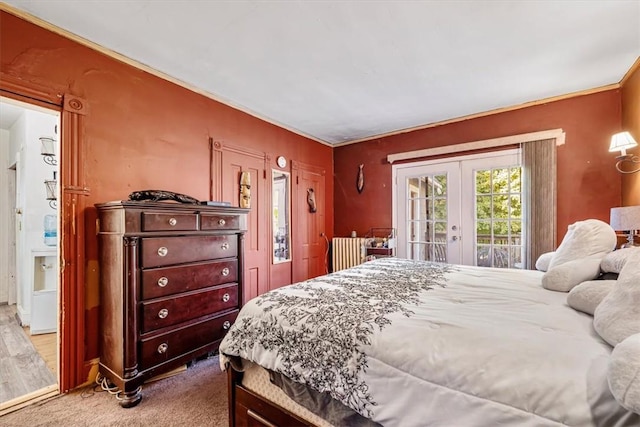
left=1, top=355, right=228, bottom=426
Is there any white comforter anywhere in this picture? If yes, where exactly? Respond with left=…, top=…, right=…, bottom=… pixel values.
left=219, top=258, right=637, bottom=426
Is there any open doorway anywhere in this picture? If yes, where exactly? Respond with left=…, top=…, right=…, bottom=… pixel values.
left=0, top=96, right=60, bottom=409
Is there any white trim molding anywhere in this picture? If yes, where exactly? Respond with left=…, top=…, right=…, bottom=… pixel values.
left=387, top=129, right=565, bottom=164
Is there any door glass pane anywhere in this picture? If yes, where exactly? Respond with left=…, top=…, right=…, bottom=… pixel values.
left=493, top=221, right=508, bottom=242
left=510, top=195, right=522, bottom=217
left=433, top=244, right=447, bottom=262
left=493, top=246, right=509, bottom=268
left=492, top=169, right=509, bottom=193
left=492, top=195, right=509, bottom=219
left=409, top=221, right=417, bottom=241
left=510, top=167, right=521, bottom=192
left=510, top=246, right=523, bottom=269
left=408, top=178, right=420, bottom=199
left=434, top=221, right=447, bottom=244
left=410, top=243, right=426, bottom=260
left=434, top=199, right=447, bottom=220
left=476, top=170, right=491, bottom=194
left=510, top=221, right=522, bottom=245
left=406, top=173, right=448, bottom=262
left=434, top=175, right=447, bottom=195
left=474, top=166, right=523, bottom=269
left=477, top=245, right=490, bottom=267
left=418, top=199, right=432, bottom=222
left=423, top=177, right=432, bottom=197
left=476, top=196, right=491, bottom=220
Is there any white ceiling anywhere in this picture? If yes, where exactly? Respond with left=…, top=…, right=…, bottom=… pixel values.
left=4, top=1, right=639, bottom=145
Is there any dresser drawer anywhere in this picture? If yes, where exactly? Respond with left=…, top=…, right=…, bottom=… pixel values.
left=141, top=284, right=238, bottom=333
left=142, top=212, right=198, bottom=232
left=141, top=259, right=238, bottom=300
left=140, top=235, right=238, bottom=268
left=139, top=310, right=238, bottom=370
left=201, top=213, right=241, bottom=231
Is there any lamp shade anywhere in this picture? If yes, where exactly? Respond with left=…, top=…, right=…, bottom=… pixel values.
left=610, top=206, right=640, bottom=231
left=609, top=131, right=638, bottom=153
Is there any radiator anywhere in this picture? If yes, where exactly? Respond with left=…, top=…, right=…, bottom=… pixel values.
left=332, top=237, right=368, bottom=272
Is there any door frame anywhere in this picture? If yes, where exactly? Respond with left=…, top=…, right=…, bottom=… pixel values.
left=1, top=73, right=89, bottom=394
left=392, top=149, right=520, bottom=264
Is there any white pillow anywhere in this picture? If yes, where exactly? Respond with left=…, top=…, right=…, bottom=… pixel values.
left=601, top=247, right=640, bottom=274
left=566, top=280, right=615, bottom=315
left=535, top=251, right=555, bottom=272
left=542, top=219, right=616, bottom=292
left=608, top=333, right=640, bottom=413
left=593, top=249, right=640, bottom=346
left=542, top=257, right=602, bottom=292
left=548, top=219, right=617, bottom=269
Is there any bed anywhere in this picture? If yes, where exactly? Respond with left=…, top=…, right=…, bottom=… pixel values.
left=219, top=256, right=640, bottom=426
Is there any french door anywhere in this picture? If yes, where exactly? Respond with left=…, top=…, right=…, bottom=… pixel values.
left=394, top=150, right=523, bottom=268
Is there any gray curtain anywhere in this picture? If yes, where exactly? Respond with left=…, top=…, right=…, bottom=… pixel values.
left=522, top=138, right=557, bottom=269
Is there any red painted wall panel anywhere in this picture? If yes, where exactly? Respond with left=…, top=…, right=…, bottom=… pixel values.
left=0, top=11, right=333, bottom=363
left=621, top=66, right=640, bottom=205
left=334, top=90, right=622, bottom=243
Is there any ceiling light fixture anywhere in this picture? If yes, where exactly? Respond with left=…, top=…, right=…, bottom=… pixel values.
left=609, top=131, right=639, bottom=174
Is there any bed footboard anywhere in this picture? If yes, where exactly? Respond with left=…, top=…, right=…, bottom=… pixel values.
left=227, top=364, right=314, bottom=427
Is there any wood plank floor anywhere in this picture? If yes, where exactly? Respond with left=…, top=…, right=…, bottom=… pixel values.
left=0, top=304, right=56, bottom=404
left=23, top=326, right=57, bottom=376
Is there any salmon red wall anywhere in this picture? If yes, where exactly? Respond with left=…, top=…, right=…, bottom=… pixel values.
left=334, top=90, right=622, bottom=243
left=0, top=11, right=333, bottom=364
left=621, top=64, right=640, bottom=206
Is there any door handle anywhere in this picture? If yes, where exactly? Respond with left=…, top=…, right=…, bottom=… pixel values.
left=452, top=236, right=459, bottom=241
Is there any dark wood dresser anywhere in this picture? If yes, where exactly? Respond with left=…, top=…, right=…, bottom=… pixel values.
left=95, top=201, right=248, bottom=407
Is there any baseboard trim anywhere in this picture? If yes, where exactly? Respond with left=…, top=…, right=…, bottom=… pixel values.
left=0, top=384, right=58, bottom=416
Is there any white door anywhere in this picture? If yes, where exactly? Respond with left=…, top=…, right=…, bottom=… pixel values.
left=396, top=161, right=461, bottom=263
left=394, top=150, right=522, bottom=268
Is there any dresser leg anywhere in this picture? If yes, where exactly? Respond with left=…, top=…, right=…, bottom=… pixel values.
left=119, top=386, right=143, bottom=408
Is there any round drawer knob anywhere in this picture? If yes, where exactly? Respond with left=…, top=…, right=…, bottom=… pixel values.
left=221, top=242, right=229, bottom=250
left=157, top=277, right=169, bottom=287
left=157, top=343, right=168, bottom=354
left=157, top=246, right=168, bottom=257
left=168, top=217, right=177, bottom=226
left=222, top=320, right=231, bottom=330
left=218, top=218, right=226, bottom=226
left=158, top=308, right=169, bottom=319
left=221, top=267, right=230, bottom=276
left=222, top=293, right=230, bottom=303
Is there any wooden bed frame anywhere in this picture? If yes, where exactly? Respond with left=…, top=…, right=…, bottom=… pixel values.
left=227, top=364, right=315, bottom=427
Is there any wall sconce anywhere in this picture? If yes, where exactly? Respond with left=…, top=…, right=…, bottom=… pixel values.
left=45, top=171, right=57, bottom=210
left=40, top=136, right=58, bottom=166
left=609, top=131, right=639, bottom=174
left=610, top=205, right=640, bottom=248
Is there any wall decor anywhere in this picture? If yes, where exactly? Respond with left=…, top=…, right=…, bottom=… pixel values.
left=240, top=171, right=251, bottom=208
left=307, top=188, right=317, bottom=213
left=357, top=164, right=365, bottom=193
left=277, top=155, right=287, bottom=169
left=44, top=171, right=58, bottom=209
left=128, top=189, right=199, bottom=204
